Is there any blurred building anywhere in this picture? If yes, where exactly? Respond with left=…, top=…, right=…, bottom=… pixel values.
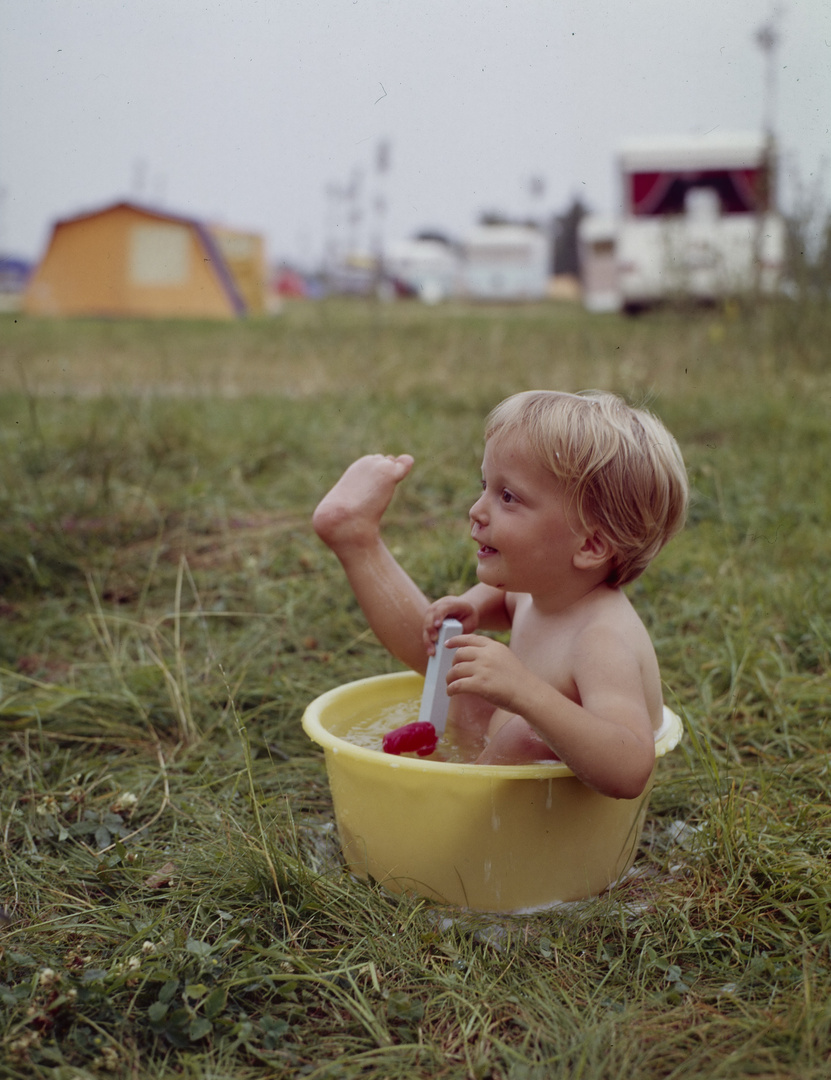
left=378, top=224, right=550, bottom=303
left=209, top=225, right=267, bottom=314
left=385, top=237, right=459, bottom=302
left=577, top=216, right=619, bottom=312
left=0, top=256, right=32, bottom=312
left=23, top=201, right=266, bottom=318
left=459, top=224, right=549, bottom=301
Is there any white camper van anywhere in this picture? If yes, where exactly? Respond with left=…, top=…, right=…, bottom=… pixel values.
left=616, top=132, right=785, bottom=311
left=579, top=132, right=786, bottom=312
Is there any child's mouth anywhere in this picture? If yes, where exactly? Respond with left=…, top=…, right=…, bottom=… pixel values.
left=478, top=544, right=498, bottom=557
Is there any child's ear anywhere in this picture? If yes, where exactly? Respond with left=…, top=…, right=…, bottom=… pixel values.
left=573, top=531, right=615, bottom=571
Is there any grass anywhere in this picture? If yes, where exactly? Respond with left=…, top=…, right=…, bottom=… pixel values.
left=1, top=297, right=830, bottom=1078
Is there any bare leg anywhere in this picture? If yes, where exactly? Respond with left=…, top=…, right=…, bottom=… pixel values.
left=312, top=454, right=431, bottom=674
left=444, top=695, right=493, bottom=761
left=476, top=714, right=561, bottom=765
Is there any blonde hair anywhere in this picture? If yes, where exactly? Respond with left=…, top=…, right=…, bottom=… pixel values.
left=485, top=390, right=688, bottom=586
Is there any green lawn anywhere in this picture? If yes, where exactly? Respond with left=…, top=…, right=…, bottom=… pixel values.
left=0, top=299, right=829, bottom=1079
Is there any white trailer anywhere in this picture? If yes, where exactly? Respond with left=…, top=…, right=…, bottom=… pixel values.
left=385, top=238, right=460, bottom=302
left=579, top=132, right=786, bottom=312
left=577, top=215, right=619, bottom=312
left=615, top=132, right=785, bottom=311
left=460, top=225, right=549, bottom=301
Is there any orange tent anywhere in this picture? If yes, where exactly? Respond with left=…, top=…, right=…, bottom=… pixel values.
left=23, top=201, right=265, bottom=318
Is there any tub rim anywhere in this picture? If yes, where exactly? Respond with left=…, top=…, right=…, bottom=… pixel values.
left=302, top=670, right=683, bottom=780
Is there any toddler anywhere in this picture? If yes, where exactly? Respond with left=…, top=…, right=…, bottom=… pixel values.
left=312, top=390, right=688, bottom=799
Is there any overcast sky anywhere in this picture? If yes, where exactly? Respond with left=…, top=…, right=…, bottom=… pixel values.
left=2, top=1, right=829, bottom=268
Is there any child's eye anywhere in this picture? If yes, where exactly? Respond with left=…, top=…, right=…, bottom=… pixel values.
left=500, top=489, right=516, bottom=504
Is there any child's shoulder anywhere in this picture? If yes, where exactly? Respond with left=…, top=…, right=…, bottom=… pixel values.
left=571, top=585, right=649, bottom=646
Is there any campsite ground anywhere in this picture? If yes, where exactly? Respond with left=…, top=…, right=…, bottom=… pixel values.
left=1, top=298, right=829, bottom=1079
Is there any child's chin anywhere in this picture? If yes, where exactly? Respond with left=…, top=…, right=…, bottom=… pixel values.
left=476, top=564, right=506, bottom=590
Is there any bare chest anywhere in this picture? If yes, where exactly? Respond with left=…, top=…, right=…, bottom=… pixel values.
left=506, top=604, right=581, bottom=703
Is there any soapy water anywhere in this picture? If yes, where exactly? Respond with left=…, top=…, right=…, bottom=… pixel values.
left=342, top=698, right=474, bottom=764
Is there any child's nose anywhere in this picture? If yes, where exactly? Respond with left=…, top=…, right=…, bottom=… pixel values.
left=469, top=493, right=488, bottom=524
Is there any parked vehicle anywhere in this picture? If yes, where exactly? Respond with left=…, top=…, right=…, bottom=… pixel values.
left=580, top=132, right=785, bottom=312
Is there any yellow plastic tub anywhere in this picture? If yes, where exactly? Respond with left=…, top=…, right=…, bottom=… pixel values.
left=302, top=671, right=682, bottom=912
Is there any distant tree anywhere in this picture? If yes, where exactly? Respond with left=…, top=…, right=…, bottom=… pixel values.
left=552, top=198, right=590, bottom=276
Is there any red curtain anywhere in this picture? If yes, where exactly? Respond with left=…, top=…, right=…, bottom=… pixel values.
left=627, top=168, right=765, bottom=216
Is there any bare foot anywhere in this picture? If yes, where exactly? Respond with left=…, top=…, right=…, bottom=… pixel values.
left=312, top=454, right=414, bottom=551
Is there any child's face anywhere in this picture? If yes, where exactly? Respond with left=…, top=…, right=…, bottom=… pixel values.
left=469, top=433, right=588, bottom=601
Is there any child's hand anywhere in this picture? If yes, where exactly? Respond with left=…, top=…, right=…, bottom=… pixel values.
left=422, top=597, right=479, bottom=655
left=444, top=633, right=525, bottom=711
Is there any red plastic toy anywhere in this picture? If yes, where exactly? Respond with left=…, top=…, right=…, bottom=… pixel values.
left=382, top=721, right=438, bottom=757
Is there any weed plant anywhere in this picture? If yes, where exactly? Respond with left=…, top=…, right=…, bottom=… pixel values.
left=0, top=299, right=829, bottom=1078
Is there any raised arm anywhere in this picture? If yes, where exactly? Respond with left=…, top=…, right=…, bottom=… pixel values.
left=312, top=454, right=434, bottom=674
